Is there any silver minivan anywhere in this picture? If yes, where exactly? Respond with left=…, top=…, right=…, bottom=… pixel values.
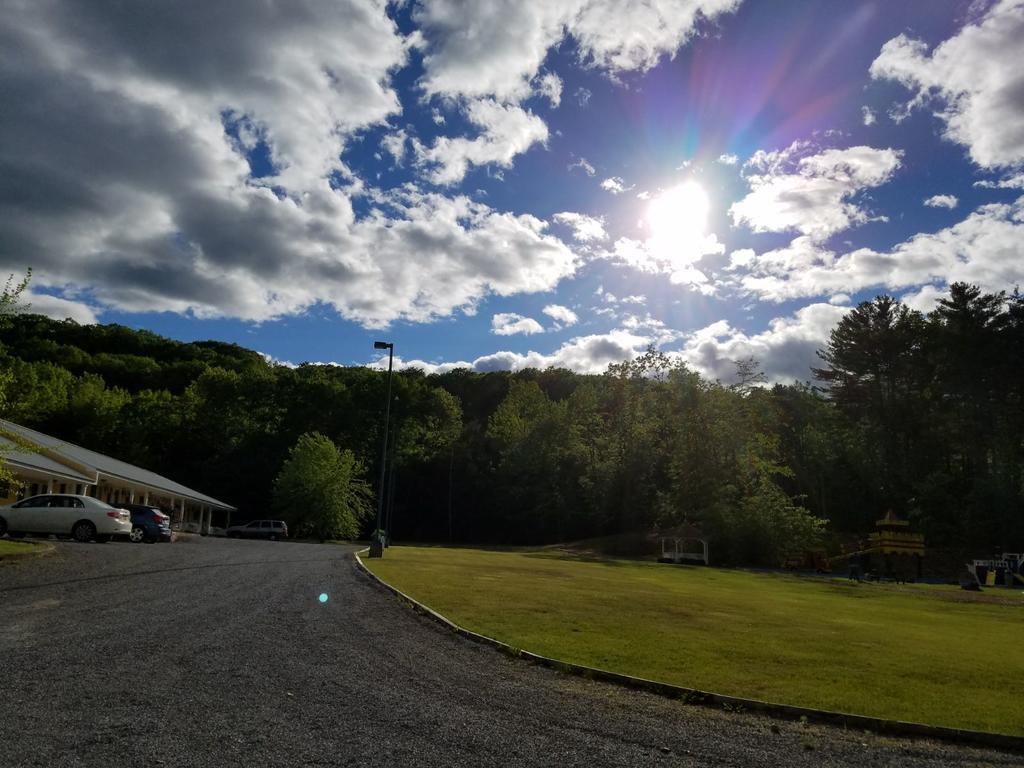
left=0, top=494, right=133, bottom=542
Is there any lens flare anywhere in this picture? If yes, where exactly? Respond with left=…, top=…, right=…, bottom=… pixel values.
left=318, top=593, right=329, bottom=603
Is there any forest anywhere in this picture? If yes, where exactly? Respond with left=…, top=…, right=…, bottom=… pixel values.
left=1, top=281, right=1022, bottom=567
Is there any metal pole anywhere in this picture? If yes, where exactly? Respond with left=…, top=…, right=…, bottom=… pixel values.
left=384, top=422, right=398, bottom=547
left=371, top=343, right=393, bottom=557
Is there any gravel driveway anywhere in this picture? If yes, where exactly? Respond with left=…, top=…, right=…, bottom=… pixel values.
left=0, top=538, right=1016, bottom=767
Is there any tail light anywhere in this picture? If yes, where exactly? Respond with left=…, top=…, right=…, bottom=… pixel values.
left=106, top=511, right=121, bottom=519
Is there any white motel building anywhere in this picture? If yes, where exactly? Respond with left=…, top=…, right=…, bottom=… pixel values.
left=0, top=418, right=234, bottom=534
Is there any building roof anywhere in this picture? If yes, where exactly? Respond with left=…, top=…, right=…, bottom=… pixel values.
left=0, top=419, right=235, bottom=510
left=0, top=437, right=96, bottom=484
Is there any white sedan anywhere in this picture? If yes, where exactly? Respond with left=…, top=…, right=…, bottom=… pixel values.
left=0, top=494, right=132, bottom=542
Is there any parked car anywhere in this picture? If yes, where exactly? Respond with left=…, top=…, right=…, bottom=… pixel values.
left=225, top=519, right=288, bottom=540
left=0, top=494, right=132, bottom=542
left=118, top=503, right=172, bottom=543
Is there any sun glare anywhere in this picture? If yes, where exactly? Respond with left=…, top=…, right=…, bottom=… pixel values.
left=646, top=181, right=710, bottom=247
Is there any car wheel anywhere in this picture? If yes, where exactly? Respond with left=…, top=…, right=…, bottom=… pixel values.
left=72, top=521, right=96, bottom=543
left=270, top=534, right=278, bottom=541
left=0, top=517, right=6, bottom=537
left=129, top=526, right=146, bottom=544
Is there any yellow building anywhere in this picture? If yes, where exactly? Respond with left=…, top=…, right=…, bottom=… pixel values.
left=0, top=419, right=234, bottom=534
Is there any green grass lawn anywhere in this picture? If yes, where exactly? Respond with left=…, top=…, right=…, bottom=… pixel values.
left=0, top=539, right=45, bottom=557
left=366, top=546, right=1024, bottom=735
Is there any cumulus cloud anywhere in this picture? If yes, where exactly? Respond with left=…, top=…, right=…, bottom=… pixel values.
left=974, top=173, right=1024, bottom=189
left=0, top=2, right=585, bottom=328
left=600, top=176, right=634, bottom=194
left=553, top=212, right=608, bottom=242
left=729, top=143, right=902, bottom=239
left=473, top=329, right=655, bottom=373
left=387, top=304, right=854, bottom=385
left=492, top=312, right=545, bottom=336
left=924, top=194, right=959, bottom=209
left=414, top=0, right=742, bottom=103
left=605, top=236, right=722, bottom=291
left=901, top=284, right=946, bottom=314
left=381, top=129, right=408, bottom=166
left=542, top=304, right=579, bottom=327
left=415, top=99, right=548, bottom=185
left=717, top=153, right=739, bottom=165
left=870, top=0, right=1024, bottom=169
left=862, top=106, right=877, bottom=126
left=378, top=327, right=656, bottom=375
left=23, top=291, right=99, bottom=325
left=679, top=303, right=850, bottom=385
left=732, top=195, right=1024, bottom=302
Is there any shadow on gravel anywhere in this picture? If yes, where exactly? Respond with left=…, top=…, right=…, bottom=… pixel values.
left=0, top=557, right=345, bottom=593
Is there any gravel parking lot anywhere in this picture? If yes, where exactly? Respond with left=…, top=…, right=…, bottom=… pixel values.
left=0, top=538, right=1017, bottom=767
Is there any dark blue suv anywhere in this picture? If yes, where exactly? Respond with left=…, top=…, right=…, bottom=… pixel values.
left=119, top=503, right=172, bottom=543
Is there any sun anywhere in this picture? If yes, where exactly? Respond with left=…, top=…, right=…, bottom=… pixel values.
left=645, top=181, right=710, bottom=249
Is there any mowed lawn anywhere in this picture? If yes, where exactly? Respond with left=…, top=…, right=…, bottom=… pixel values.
left=0, top=539, right=45, bottom=557
left=367, top=546, right=1024, bottom=735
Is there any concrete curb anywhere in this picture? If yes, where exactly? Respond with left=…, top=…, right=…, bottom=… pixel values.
left=354, top=549, right=1023, bottom=753
left=0, top=540, right=56, bottom=562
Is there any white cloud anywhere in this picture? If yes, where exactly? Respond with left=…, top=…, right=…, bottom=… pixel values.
left=0, top=2, right=581, bottom=329
left=383, top=328, right=654, bottom=374
left=679, top=303, right=850, bottom=385
left=600, top=176, right=634, bottom=194
left=23, top=291, right=99, bottom=325
left=975, top=173, right=1024, bottom=189
left=472, top=329, right=655, bottom=373
left=542, top=304, right=579, bottom=327
left=729, top=143, right=902, bottom=239
left=828, top=293, right=851, bottom=306
left=416, top=99, right=549, bottom=185
left=603, top=234, right=724, bottom=290
left=575, top=87, right=592, bottom=107
left=870, top=0, right=1024, bottom=169
left=901, top=284, right=946, bottom=314
left=535, top=72, right=563, bottom=107
left=924, top=194, right=959, bottom=209
left=553, top=211, right=608, bottom=242
left=717, top=153, right=739, bottom=165
left=414, top=0, right=742, bottom=103
left=732, top=195, right=1024, bottom=303
left=381, top=129, right=408, bottom=166
left=861, top=106, right=876, bottom=126
left=568, top=157, right=597, bottom=176
left=491, top=312, right=545, bottom=336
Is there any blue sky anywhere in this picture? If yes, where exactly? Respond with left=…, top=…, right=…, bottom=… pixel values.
left=4, top=0, right=1024, bottom=382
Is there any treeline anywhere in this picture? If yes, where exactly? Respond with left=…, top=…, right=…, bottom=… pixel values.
left=1, top=281, right=1021, bottom=564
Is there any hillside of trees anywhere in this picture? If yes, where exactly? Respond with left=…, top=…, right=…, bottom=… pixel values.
left=1, top=281, right=1022, bottom=565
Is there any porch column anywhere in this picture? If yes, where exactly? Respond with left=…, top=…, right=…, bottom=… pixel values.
left=143, top=491, right=150, bottom=504
left=201, top=505, right=210, bottom=535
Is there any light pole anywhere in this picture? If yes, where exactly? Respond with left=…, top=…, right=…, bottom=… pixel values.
left=370, top=340, right=394, bottom=558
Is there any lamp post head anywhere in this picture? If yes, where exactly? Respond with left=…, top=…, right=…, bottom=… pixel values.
left=374, top=340, right=393, bottom=350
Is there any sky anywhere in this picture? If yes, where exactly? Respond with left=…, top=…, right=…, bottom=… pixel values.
left=2, top=0, right=1024, bottom=383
